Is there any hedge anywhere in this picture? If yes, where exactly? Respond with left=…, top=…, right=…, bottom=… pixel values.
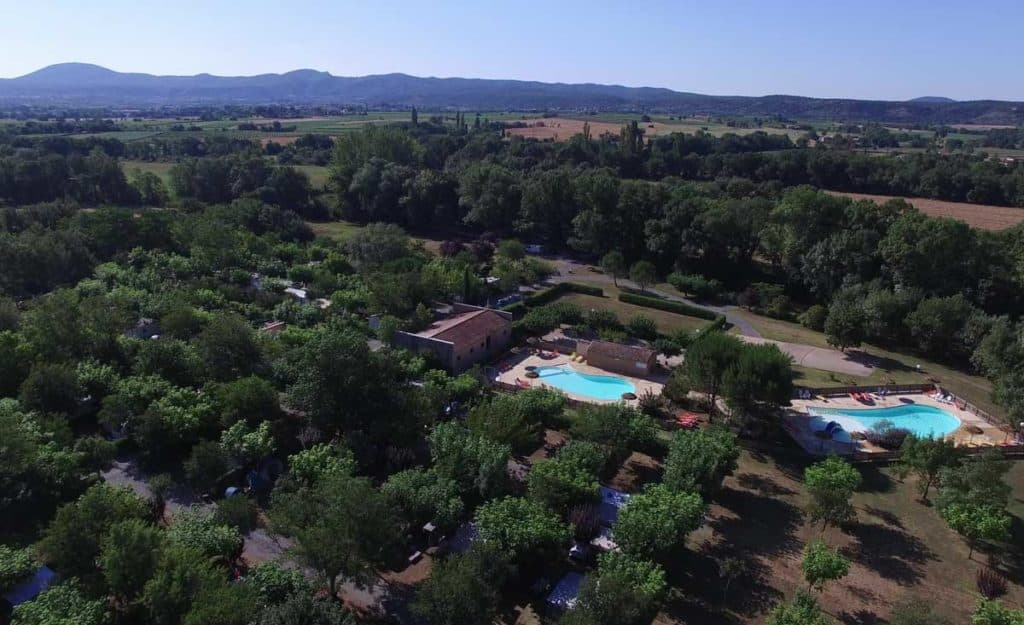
left=502, top=282, right=603, bottom=319
left=617, top=292, right=717, bottom=320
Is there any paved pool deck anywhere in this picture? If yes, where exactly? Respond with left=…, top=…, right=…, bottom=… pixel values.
left=495, top=351, right=665, bottom=405
left=785, top=392, right=1008, bottom=455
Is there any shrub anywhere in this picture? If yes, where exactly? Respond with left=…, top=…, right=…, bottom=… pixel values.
left=977, top=568, right=1008, bottom=599
left=654, top=337, right=681, bottom=356
left=519, top=302, right=582, bottom=335
left=214, top=495, right=260, bottom=533
left=667, top=273, right=722, bottom=301
left=638, top=388, right=666, bottom=417
left=627, top=315, right=658, bottom=340
left=799, top=305, right=829, bottom=331
left=585, top=308, right=619, bottom=330
left=864, top=419, right=912, bottom=450
left=0, top=545, right=36, bottom=591
left=618, top=293, right=716, bottom=320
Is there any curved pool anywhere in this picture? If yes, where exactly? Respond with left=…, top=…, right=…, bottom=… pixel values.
left=809, top=404, right=961, bottom=441
left=534, top=365, right=636, bottom=401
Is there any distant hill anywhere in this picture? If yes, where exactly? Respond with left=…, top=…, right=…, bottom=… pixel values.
left=909, top=96, right=957, bottom=103
left=0, top=63, right=1021, bottom=124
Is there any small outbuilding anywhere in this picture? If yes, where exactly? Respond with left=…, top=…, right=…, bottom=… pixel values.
left=585, top=341, right=656, bottom=376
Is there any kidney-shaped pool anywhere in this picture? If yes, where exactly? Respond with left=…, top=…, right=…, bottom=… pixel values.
left=534, top=365, right=636, bottom=401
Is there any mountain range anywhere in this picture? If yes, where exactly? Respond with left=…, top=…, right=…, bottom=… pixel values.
left=1, top=63, right=1021, bottom=124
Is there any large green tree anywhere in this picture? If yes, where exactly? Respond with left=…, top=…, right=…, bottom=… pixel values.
left=803, top=456, right=861, bottom=530
left=663, top=427, right=739, bottom=498
left=614, top=484, right=704, bottom=559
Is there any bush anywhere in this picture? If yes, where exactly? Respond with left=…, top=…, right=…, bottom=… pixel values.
left=667, top=273, right=722, bottom=301
left=519, top=302, right=582, bottom=335
left=654, top=337, right=681, bottom=356
left=585, top=309, right=620, bottom=330
left=977, top=568, right=1008, bottom=599
left=214, top=495, right=260, bottom=533
left=864, top=419, right=912, bottom=450
left=618, top=293, right=716, bottom=320
left=799, top=305, right=829, bottom=331
left=627, top=315, right=658, bottom=340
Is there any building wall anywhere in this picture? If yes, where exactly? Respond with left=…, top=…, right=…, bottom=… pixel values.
left=393, top=333, right=456, bottom=370
left=450, top=323, right=511, bottom=372
left=586, top=351, right=654, bottom=376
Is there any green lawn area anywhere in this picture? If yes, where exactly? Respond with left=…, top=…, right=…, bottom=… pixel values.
left=553, top=292, right=710, bottom=336
left=306, top=220, right=364, bottom=241
left=293, top=165, right=330, bottom=190
left=121, top=160, right=175, bottom=186
left=730, top=309, right=1004, bottom=419
left=670, top=449, right=1024, bottom=625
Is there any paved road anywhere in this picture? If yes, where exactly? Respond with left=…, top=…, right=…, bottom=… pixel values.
left=547, top=258, right=876, bottom=377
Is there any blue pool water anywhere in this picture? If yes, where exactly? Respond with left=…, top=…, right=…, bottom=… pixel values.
left=809, top=404, right=961, bottom=440
left=534, top=365, right=636, bottom=401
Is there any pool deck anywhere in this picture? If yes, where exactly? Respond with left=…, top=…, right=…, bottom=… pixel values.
left=494, top=350, right=665, bottom=405
left=784, top=392, right=1009, bottom=456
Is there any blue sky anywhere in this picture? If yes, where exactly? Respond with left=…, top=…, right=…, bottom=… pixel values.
left=0, top=0, right=1020, bottom=100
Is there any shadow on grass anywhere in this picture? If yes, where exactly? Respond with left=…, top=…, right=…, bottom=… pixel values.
left=735, top=472, right=798, bottom=497
left=861, top=505, right=904, bottom=529
left=711, top=486, right=803, bottom=559
left=857, top=464, right=896, bottom=494
left=843, top=521, right=933, bottom=585
left=662, top=545, right=782, bottom=622
left=837, top=607, right=885, bottom=625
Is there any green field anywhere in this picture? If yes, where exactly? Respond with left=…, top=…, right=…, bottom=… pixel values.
left=293, top=165, right=330, bottom=190
left=121, top=160, right=175, bottom=186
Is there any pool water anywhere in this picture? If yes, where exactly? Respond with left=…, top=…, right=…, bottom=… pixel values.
left=534, top=365, right=636, bottom=401
left=808, top=404, right=961, bottom=441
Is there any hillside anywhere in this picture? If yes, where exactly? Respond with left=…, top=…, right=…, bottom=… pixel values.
left=0, top=63, right=1022, bottom=124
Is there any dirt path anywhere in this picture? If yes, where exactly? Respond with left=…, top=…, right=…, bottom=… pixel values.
left=738, top=336, right=873, bottom=377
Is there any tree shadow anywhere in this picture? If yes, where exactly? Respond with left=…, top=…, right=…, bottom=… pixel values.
left=662, top=546, right=781, bottom=621
left=843, top=521, right=933, bottom=585
left=861, top=505, right=904, bottom=529
left=735, top=472, right=798, bottom=497
left=711, top=486, right=803, bottom=558
left=857, top=464, right=895, bottom=494
left=837, top=607, right=885, bottom=625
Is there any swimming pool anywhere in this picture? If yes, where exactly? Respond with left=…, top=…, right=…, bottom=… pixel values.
left=534, top=365, right=636, bottom=401
left=808, top=404, right=961, bottom=442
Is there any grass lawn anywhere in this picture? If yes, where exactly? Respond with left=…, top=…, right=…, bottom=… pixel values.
left=121, top=160, right=175, bottom=186
left=293, top=165, right=330, bottom=190
left=731, top=309, right=1003, bottom=419
left=664, top=449, right=1024, bottom=625
left=553, top=292, right=710, bottom=335
left=306, top=220, right=364, bottom=241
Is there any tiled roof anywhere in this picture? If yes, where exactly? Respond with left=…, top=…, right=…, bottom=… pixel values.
left=418, top=309, right=510, bottom=346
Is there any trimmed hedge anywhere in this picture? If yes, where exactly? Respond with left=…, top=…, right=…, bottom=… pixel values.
left=502, top=282, right=604, bottom=319
left=617, top=292, right=717, bottom=320
left=702, top=315, right=728, bottom=333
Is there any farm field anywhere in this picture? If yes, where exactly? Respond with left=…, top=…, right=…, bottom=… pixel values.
left=121, top=160, right=175, bottom=186
left=502, top=116, right=805, bottom=142
left=827, top=190, right=1024, bottom=230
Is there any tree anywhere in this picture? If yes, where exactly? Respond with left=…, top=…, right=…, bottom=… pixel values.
left=243, top=562, right=310, bottom=606
left=570, top=403, right=657, bottom=457
left=412, top=544, right=511, bottom=625
left=38, top=484, right=150, bottom=579
left=614, top=484, right=704, bottom=559
left=526, top=442, right=606, bottom=514
left=458, top=162, right=520, bottom=231
left=564, top=552, right=667, bottom=625
left=896, top=435, right=962, bottom=501
left=196, top=313, right=261, bottom=382
left=183, top=582, right=260, bottom=625
left=628, top=260, right=657, bottom=293
left=936, top=450, right=1012, bottom=512
left=0, top=545, right=36, bottom=592
left=18, top=362, right=80, bottom=416
left=684, top=332, right=743, bottom=413
left=474, top=497, right=570, bottom=565
left=100, top=518, right=165, bottom=604
left=824, top=298, right=864, bottom=351
left=220, top=421, right=275, bottom=466
left=382, top=468, right=464, bottom=531
left=254, top=593, right=357, bottom=625
left=271, top=473, right=401, bottom=597
left=429, top=422, right=510, bottom=500
left=600, top=251, right=626, bottom=287
left=765, top=591, right=832, bottom=625
left=184, top=440, right=231, bottom=496
left=940, top=502, right=1011, bottom=559
left=801, top=541, right=849, bottom=591
left=141, top=545, right=225, bottom=625
left=211, top=375, right=282, bottom=428
left=663, top=427, right=739, bottom=498
left=166, top=508, right=244, bottom=562
left=804, top=456, right=861, bottom=530
left=466, top=393, right=545, bottom=453
left=12, top=583, right=107, bottom=625
left=722, top=343, right=794, bottom=416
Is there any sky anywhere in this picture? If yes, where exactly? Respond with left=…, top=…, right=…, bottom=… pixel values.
left=0, top=0, right=1020, bottom=101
